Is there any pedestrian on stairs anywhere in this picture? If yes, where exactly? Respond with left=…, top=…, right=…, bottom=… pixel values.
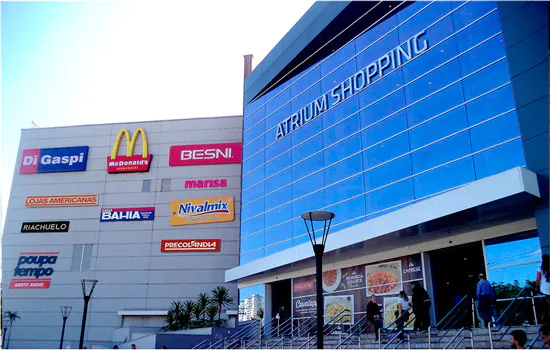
left=366, top=294, right=383, bottom=341
left=411, top=281, right=431, bottom=332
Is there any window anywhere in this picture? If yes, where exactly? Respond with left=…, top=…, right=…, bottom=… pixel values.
left=161, top=179, right=171, bottom=192
left=484, top=231, right=541, bottom=288
left=71, top=244, right=92, bottom=271
left=142, top=180, right=151, bottom=192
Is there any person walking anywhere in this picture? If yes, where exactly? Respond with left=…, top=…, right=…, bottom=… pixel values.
left=509, top=329, right=527, bottom=349
left=396, top=291, right=411, bottom=341
left=411, top=281, right=431, bottom=332
left=476, top=273, right=496, bottom=327
left=536, top=254, right=550, bottom=322
left=366, top=294, right=383, bottom=341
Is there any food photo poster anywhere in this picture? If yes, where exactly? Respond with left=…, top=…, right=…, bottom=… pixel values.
left=292, top=253, right=424, bottom=324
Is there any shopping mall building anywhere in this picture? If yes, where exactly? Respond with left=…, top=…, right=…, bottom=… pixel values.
left=2, top=117, right=243, bottom=348
left=227, top=1, right=549, bottom=327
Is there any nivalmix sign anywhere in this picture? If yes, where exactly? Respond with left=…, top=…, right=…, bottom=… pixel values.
left=275, top=30, right=429, bottom=140
left=19, top=146, right=89, bottom=174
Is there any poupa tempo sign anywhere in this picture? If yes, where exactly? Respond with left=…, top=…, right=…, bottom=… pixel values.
left=274, top=30, right=429, bottom=140
left=9, top=252, right=59, bottom=289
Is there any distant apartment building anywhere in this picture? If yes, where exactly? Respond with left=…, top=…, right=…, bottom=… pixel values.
left=238, top=294, right=264, bottom=321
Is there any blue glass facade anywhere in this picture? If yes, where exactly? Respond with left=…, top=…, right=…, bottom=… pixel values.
left=240, top=2, right=526, bottom=264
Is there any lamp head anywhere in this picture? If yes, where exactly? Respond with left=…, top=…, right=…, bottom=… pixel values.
left=81, top=279, right=98, bottom=297
left=301, top=210, right=335, bottom=247
left=60, top=306, right=72, bottom=318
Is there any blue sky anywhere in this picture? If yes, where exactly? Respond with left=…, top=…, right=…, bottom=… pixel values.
left=1, top=0, right=315, bottom=225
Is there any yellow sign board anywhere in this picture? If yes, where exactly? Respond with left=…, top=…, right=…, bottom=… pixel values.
left=170, top=196, right=234, bottom=226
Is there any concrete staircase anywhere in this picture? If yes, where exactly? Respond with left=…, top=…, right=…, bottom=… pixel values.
left=240, top=325, right=545, bottom=349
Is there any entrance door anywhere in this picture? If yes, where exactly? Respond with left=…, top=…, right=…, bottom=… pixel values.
left=429, top=242, right=486, bottom=325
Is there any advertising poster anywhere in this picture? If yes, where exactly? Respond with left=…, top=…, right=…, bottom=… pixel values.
left=170, top=196, right=234, bottom=226
left=292, top=253, right=424, bottom=326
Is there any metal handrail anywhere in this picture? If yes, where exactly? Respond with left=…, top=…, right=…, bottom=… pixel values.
left=293, top=316, right=316, bottom=337
left=297, top=308, right=352, bottom=349
left=192, top=339, right=209, bottom=349
left=336, top=315, right=371, bottom=349
left=436, top=295, right=469, bottom=329
left=492, top=286, right=530, bottom=329
left=265, top=315, right=293, bottom=338
left=324, top=308, right=353, bottom=335
left=428, top=296, right=472, bottom=349
left=385, top=309, right=413, bottom=332
left=442, top=326, right=466, bottom=349
left=211, top=319, right=262, bottom=349
left=382, top=314, right=416, bottom=349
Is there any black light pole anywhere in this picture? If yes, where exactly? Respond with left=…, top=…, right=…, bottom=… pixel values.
left=301, top=210, right=335, bottom=350
left=79, top=279, right=98, bottom=349
left=59, top=306, right=72, bottom=349
left=2, top=316, right=7, bottom=348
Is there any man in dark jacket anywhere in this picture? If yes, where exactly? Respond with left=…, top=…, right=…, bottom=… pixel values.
left=411, top=281, right=431, bottom=332
left=366, top=294, right=383, bottom=340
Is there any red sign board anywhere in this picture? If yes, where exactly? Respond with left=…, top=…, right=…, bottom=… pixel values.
left=9, top=278, right=51, bottom=289
left=161, top=239, right=221, bottom=253
left=294, top=281, right=314, bottom=293
left=169, top=143, right=242, bottom=166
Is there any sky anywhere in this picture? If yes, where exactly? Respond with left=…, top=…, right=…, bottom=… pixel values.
left=0, top=0, right=316, bottom=225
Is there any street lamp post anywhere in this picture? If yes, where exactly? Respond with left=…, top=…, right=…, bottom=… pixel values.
left=79, top=279, right=98, bottom=349
left=301, top=210, right=335, bottom=350
left=59, top=306, right=72, bottom=349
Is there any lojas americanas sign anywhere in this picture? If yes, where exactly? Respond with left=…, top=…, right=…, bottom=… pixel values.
left=21, top=221, right=70, bottom=233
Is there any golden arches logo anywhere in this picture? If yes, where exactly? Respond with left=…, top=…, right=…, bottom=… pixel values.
left=107, top=128, right=152, bottom=173
left=110, top=128, right=149, bottom=160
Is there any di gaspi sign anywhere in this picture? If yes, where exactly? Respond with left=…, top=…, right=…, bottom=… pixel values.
left=108, top=128, right=152, bottom=173
left=170, top=196, right=234, bottom=226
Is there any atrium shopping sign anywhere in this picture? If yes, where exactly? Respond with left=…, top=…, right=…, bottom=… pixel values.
left=274, top=30, right=429, bottom=140
left=19, top=146, right=89, bottom=174
left=9, top=252, right=58, bottom=289
left=108, top=128, right=152, bottom=173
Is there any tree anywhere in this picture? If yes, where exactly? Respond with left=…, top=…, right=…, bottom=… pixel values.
left=206, top=305, right=219, bottom=326
left=3, top=311, right=20, bottom=349
left=255, top=307, right=264, bottom=321
left=211, top=286, right=234, bottom=321
left=197, top=293, right=211, bottom=321
left=192, top=302, right=203, bottom=322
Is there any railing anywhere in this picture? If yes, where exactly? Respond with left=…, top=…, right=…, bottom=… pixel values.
left=209, top=319, right=262, bottom=349
left=198, top=320, right=259, bottom=349
left=297, top=308, right=352, bottom=349
left=428, top=295, right=472, bottom=349
left=243, top=318, right=276, bottom=349
left=293, top=316, right=316, bottom=337
left=336, top=314, right=371, bottom=349
left=486, top=287, right=545, bottom=349
left=382, top=310, right=416, bottom=349
left=443, top=327, right=474, bottom=349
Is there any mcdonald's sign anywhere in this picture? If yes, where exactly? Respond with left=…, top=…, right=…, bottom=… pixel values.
left=107, top=128, right=152, bottom=173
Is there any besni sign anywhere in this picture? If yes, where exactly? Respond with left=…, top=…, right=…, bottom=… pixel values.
left=9, top=252, right=58, bottom=289
left=25, top=194, right=98, bottom=207
left=19, top=146, right=89, bottom=174
left=161, top=239, right=221, bottom=252
left=100, top=207, right=155, bottom=222
left=107, top=128, right=152, bottom=173
left=169, top=143, right=242, bottom=166
left=170, top=196, right=235, bottom=226
left=21, top=221, right=70, bottom=233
